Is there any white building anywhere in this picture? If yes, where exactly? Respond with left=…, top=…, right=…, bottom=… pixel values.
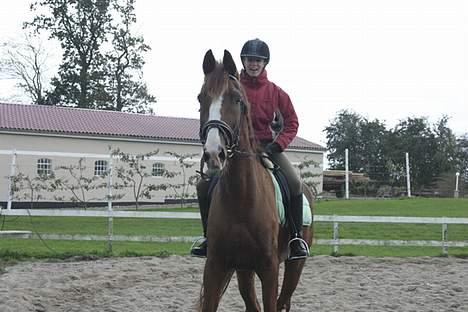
left=0, top=103, right=325, bottom=208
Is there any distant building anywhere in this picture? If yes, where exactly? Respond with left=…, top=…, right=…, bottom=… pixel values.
left=0, top=103, right=326, bottom=208
left=322, top=170, right=370, bottom=197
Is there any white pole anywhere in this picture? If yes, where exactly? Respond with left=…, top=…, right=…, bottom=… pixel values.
left=107, top=147, right=113, bottom=253
left=406, top=152, right=411, bottom=198
left=345, top=148, right=349, bottom=199
left=454, top=172, right=460, bottom=198
left=108, top=150, right=113, bottom=211
left=7, top=149, right=17, bottom=210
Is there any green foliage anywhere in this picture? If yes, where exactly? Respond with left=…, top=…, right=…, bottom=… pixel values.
left=25, top=0, right=155, bottom=112
left=112, top=148, right=163, bottom=209
left=455, top=134, right=468, bottom=187
left=294, top=157, right=321, bottom=195
left=160, top=152, right=199, bottom=208
left=325, top=110, right=465, bottom=193
left=51, top=158, right=110, bottom=209
left=325, top=110, right=389, bottom=182
left=11, top=172, right=54, bottom=209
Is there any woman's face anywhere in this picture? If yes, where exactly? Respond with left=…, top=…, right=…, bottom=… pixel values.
left=242, top=57, right=266, bottom=77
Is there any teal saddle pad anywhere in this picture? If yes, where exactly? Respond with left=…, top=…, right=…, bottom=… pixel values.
left=268, top=170, right=312, bottom=226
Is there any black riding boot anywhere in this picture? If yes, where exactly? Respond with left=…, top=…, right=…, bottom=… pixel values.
left=190, top=199, right=208, bottom=257
left=190, top=180, right=210, bottom=257
left=288, top=193, right=309, bottom=260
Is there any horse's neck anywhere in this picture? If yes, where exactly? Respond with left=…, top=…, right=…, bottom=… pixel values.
left=221, top=156, right=262, bottom=196
left=221, top=128, right=262, bottom=194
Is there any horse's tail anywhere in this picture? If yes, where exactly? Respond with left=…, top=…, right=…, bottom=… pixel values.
left=195, top=269, right=235, bottom=311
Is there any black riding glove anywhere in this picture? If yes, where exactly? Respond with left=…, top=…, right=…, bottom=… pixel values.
left=265, top=142, right=283, bottom=154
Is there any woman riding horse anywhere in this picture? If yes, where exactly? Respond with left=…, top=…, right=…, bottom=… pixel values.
left=192, top=38, right=309, bottom=260
left=195, top=48, right=313, bottom=312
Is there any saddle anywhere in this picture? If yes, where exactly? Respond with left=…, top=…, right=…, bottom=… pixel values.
left=260, top=154, right=291, bottom=213
left=205, top=154, right=311, bottom=227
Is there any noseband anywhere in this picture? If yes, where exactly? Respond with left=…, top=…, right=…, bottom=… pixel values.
left=199, top=74, right=246, bottom=158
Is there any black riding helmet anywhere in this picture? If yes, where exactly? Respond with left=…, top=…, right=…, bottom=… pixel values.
left=240, top=39, right=270, bottom=64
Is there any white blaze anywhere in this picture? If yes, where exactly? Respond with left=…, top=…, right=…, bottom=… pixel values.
left=204, top=96, right=223, bottom=153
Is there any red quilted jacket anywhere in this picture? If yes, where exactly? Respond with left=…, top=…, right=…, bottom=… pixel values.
left=240, top=69, right=299, bottom=151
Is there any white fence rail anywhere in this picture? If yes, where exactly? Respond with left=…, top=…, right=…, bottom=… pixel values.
left=2, top=209, right=468, bottom=255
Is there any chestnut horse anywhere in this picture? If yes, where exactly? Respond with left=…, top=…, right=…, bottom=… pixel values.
left=196, top=49, right=314, bottom=312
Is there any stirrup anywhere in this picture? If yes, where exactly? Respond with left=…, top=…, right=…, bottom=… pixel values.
left=287, top=237, right=309, bottom=260
left=190, top=237, right=207, bottom=258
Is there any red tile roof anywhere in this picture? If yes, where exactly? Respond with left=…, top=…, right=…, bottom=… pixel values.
left=0, top=103, right=325, bottom=151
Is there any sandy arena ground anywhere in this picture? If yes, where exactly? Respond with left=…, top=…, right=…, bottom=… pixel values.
left=0, top=255, right=467, bottom=311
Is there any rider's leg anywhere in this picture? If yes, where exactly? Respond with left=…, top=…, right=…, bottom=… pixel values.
left=270, top=152, right=309, bottom=260
left=190, top=178, right=210, bottom=257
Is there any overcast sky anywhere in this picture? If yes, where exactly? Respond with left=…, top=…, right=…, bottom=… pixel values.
left=1, top=0, right=467, bottom=147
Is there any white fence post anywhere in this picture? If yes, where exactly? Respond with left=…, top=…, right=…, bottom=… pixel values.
left=406, top=152, right=411, bottom=198
left=107, top=148, right=113, bottom=253
left=454, top=172, right=460, bottom=198
left=345, top=148, right=349, bottom=199
left=442, top=223, right=448, bottom=256
left=333, top=220, right=339, bottom=254
left=7, top=149, right=17, bottom=210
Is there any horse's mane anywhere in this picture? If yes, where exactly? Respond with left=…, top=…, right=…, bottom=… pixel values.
left=238, top=84, right=261, bottom=153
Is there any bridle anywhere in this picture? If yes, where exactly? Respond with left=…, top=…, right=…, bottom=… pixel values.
left=198, top=74, right=253, bottom=179
left=199, top=74, right=247, bottom=159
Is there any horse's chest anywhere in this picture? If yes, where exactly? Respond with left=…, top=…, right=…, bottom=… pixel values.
left=212, top=222, right=277, bottom=267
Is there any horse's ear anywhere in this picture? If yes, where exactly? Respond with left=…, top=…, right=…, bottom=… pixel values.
left=223, top=50, right=237, bottom=77
left=203, top=49, right=216, bottom=75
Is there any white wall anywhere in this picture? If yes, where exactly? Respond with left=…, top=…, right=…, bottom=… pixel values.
left=0, top=132, right=323, bottom=207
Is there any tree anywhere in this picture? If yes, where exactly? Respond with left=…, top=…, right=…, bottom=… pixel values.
left=432, top=116, right=458, bottom=176
left=112, top=148, right=161, bottom=209
left=325, top=111, right=463, bottom=195
left=162, top=152, right=199, bottom=208
left=0, top=35, right=52, bottom=104
left=359, top=119, right=389, bottom=182
left=105, top=0, right=155, bottom=113
left=11, top=172, right=53, bottom=209
left=25, top=0, right=155, bottom=112
left=325, top=110, right=362, bottom=170
left=51, top=158, right=112, bottom=209
left=324, top=110, right=389, bottom=181
left=455, top=133, right=468, bottom=186
left=386, top=116, right=458, bottom=191
left=294, top=157, right=321, bottom=196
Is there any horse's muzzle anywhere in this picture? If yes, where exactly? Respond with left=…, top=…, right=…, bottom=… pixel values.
left=203, top=146, right=227, bottom=171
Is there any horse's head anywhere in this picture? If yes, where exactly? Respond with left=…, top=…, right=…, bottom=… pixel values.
left=198, top=49, right=249, bottom=172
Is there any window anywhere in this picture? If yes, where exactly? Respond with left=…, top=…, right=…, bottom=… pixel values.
left=37, top=158, right=52, bottom=176
left=152, top=162, right=165, bottom=176
left=94, top=160, right=108, bottom=176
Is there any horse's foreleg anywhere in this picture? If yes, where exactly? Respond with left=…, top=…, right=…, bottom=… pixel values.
left=257, top=265, right=279, bottom=312
left=277, top=259, right=306, bottom=311
left=200, top=261, right=233, bottom=312
left=236, top=270, right=261, bottom=312
left=277, top=226, right=311, bottom=311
